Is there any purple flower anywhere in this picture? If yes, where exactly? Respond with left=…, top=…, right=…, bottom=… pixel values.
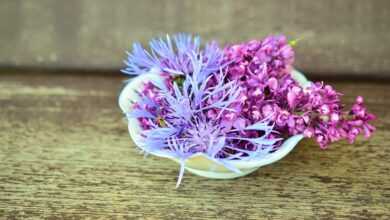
left=122, top=33, right=225, bottom=77
left=222, top=35, right=376, bottom=149
left=128, top=56, right=278, bottom=186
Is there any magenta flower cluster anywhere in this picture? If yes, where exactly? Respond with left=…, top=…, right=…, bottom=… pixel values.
left=221, top=35, right=375, bottom=148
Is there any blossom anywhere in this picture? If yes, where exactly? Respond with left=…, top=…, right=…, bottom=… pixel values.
left=222, top=35, right=376, bottom=148
left=128, top=55, right=278, bottom=186
left=122, top=33, right=225, bottom=77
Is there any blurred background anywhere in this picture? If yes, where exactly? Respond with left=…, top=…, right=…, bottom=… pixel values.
left=1, top=0, right=389, bottom=78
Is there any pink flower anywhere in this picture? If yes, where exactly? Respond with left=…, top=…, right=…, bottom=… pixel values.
left=223, top=35, right=375, bottom=148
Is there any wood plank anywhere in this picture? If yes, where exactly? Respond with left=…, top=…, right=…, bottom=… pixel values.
left=0, top=72, right=389, bottom=219
left=1, top=0, right=390, bottom=77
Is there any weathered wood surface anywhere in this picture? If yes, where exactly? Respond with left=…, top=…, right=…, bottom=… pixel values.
left=1, top=0, right=390, bottom=76
left=0, top=72, right=389, bottom=219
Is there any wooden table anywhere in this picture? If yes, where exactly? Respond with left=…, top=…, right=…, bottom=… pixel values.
left=1, top=72, right=389, bottom=219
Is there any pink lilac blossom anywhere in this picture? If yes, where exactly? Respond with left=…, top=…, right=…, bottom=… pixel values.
left=221, top=35, right=375, bottom=149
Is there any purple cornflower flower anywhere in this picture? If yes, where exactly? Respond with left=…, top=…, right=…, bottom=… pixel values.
left=122, top=33, right=225, bottom=77
left=128, top=56, right=278, bottom=186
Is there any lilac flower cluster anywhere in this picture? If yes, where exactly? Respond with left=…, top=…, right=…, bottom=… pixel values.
left=221, top=35, right=375, bottom=148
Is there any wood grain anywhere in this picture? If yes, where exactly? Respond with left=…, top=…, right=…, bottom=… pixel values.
left=1, top=0, right=390, bottom=76
left=0, top=72, right=389, bottom=219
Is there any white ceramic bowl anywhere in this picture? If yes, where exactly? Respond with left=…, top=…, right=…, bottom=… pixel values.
left=119, top=69, right=310, bottom=179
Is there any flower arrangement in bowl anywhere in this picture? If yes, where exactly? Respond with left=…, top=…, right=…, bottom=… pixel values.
left=119, top=34, right=376, bottom=187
